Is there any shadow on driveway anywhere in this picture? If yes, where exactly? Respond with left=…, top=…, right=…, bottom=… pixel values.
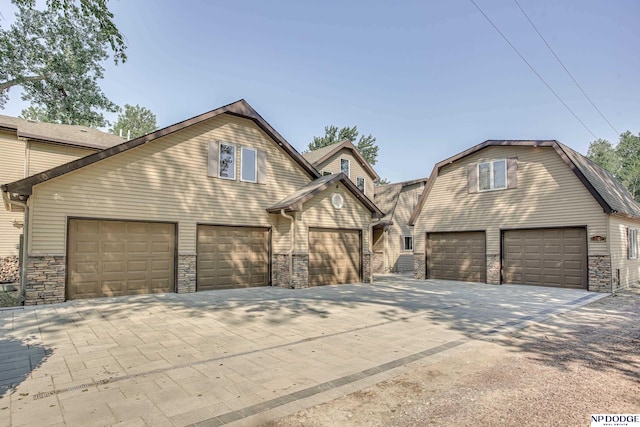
left=0, top=335, right=52, bottom=398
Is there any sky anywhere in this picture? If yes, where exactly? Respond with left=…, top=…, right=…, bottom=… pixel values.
left=1, top=0, right=639, bottom=182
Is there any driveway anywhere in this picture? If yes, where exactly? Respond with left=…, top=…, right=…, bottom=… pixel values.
left=0, top=276, right=606, bottom=427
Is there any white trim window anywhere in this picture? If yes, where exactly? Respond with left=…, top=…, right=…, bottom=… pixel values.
left=628, top=227, right=638, bottom=259
left=356, top=177, right=365, bottom=193
left=219, top=143, right=236, bottom=179
left=241, top=147, right=257, bottom=182
left=402, top=235, right=413, bottom=252
left=478, top=159, right=507, bottom=191
left=341, top=159, right=350, bottom=177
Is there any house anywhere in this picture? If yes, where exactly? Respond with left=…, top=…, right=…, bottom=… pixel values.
left=409, top=140, right=640, bottom=292
left=1, top=100, right=383, bottom=305
left=372, top=178, right=427, bottom=273
left=302, top=140, right=380, bottom=197
left=0, top=116, right=123, bottom=284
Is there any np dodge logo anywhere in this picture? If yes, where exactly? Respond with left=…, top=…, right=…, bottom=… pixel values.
left=591, top=414, right=640, bottom=427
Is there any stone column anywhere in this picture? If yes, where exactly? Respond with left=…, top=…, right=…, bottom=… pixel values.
left=25, top=256, right=66, bottom=305
left=588, top=255, right=612, bottom=292
left=486, top=254, right=500, bottom=284
left=414, top=253, right=426, bottom=279
left=177, top=255, right=196, bottom=293
left=362, top=253, right=371, bottom=283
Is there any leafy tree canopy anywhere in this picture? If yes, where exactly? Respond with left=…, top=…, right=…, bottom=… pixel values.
left=308, top=125, right=380, bottom=165
left=109, top=104, right=157, bottom=139
left=587, top=131, right=640, bottom=201
left=375, top=177, right=391, bottom=186
left=1, top=0, right=127, bottom=127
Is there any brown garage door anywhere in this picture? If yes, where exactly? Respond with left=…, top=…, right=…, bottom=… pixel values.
left=309, top=228, right=361, bottom=286
left=503, top=228, right=587, bottom=289
left=67, top=219, right=175, bottom=300
left=197, top=225, right=269, bottom=291
left=427, top=232, right=486, bottom=282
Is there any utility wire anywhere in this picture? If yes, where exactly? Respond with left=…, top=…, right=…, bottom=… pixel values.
left=468, top=0, right=598, bottom=140
left=513, top=0, right=619, bottom=135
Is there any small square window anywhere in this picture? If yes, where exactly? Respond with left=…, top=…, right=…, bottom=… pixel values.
left=402, top=236, right=413, bottom=251
left=356, top=177, right=365, bottom=193
left=478, top=159, right=506, bottom=191
left=241, top=147, right=257, bottom=182
left=628, top=228, right=638, bottom=259
left=219, top=143, right=236, bottom=179
left=341, top=159, right=350, bottom=176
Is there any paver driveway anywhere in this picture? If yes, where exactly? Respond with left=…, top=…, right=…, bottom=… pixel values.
left=0, top=276, right=606, bottom=427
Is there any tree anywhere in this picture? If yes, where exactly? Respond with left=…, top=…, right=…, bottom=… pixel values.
left=375, top=178, right=391, bottom=186
left=109, top=104, right=157, bottom=139
left=587, top=131, right=640, bottom=201
left=0, top=0, right=127, bottom=127
left=309, top=125, right=380, bottom=165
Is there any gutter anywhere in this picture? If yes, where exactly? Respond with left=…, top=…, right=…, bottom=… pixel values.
left=2, top=190, right=29, bottom=298
left=280, top=209, right=296, bottom=288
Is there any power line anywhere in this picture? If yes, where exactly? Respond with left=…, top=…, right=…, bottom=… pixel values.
left=513, top=0, right=619, bottom=135
left=468, top=0, right=599, bottom=140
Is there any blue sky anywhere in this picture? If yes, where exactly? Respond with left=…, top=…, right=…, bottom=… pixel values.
left=2, top=0, right=639, bottom=182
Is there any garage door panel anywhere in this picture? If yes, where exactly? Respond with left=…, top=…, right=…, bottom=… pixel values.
left=503, top=227, right=586, bottom=289
left=309, top=229, right=361, bottom=286
left=427, top=232, right=486, bottom=282
left=68, top=219, right=175, bottom=300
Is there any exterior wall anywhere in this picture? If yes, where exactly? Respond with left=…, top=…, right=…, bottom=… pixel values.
left=608, top=215, right=640, bottom=290
left=385, top=182, right=423, bottom=272
left=0, top=256, right=19, bottom=283
left=414, top=146, right=609, bottom=283
left=0, top=132, right=26, bottom=259
left=317, top=148, right=376, bottom=196
left=27, top=141, right=94, bottom=175
left=272, top=253, right=310, bottom=288
left=589, top=255, right=612, bottom=292
left=177, top=254, right=197, bottom=293
left=24, top=255, right=65, bottom=305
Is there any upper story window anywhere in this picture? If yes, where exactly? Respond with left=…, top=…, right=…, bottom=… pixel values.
left=341, top=159, right=350, bottom=177
left=356, top=177, right=365, bottom=193
left=628, top=227, right=638, bottom=259
left=241, top=147, right=257, bottom=182
left=402, top=235, right=413, bottom=251
left=478, top=159, right=506, bottom=191
left=219, top=143, right=236, bottom=179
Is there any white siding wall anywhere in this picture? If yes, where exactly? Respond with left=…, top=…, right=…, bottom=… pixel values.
left=609, top=215, right=640, bottom=288
left=414, top=146, right=609, bottom=257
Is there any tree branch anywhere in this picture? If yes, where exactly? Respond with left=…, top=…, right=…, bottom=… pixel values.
left=0, top=75, right=47, bottom=92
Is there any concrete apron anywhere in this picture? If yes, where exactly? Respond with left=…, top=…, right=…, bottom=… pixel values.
left=0, top=276, right=606, bottom=427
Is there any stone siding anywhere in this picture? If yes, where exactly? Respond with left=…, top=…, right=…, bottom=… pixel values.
left=362, top=253, right=371, bottom=283
left=486, top=253, right=500, bottom=285
left=25, top=256, right=66, bottom=305
left=588, top=255, right=612, bottom=292
left=372, top=252, right=384, bottom=274
left=414, top=253, right=426, bottom=279
left=272, top=253, right=310, bottom=288
left=177, top=255, right=196, bottom=293
left=272, top=253, right=289, bottom=287
left=0, top=256, right=19, bottom=284
left=292, top=254, right=309, bottom=289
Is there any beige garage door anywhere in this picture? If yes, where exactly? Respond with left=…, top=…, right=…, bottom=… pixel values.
left=503, top=228, right=587, bottom=289
left=427, top=232, right=486, bottom=282
left=197, top=225, right=269, bottom=291
left=67, top=219, right=175, bottom=300
left=309, top=228, right=361, bottom=286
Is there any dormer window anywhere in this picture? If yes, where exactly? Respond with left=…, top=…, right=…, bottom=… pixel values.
left=341, top=159, right=350, bottom=177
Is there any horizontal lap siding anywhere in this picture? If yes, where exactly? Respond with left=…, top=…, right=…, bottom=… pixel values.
left=414, top=146, right=608, bottom=255
left=0, top=133, right=25, bottom=256
left=28, top=142, right=95, bottom=175
left=29, top=115, right=311, bottom=255
left=387, top=184, right=422, bottom=271
left=319, top=149, right=375, bottom=196
left=609, top=215, right=640, bottom=287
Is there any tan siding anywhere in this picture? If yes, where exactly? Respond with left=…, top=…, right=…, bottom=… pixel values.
left=386, top=183, right=422, bottom=271
left=298, top=182, right=371, bottom=254
left=0, top=132, right=26, bottom=256
left=414, top=146, right=608, bottom=257
left=609, top=215, right=640, bottom=288
left=28, top=142, right=95, bottom=175
left=318, top=149, right=376, bottom=196
left=29, top=115, right=312, bottom=255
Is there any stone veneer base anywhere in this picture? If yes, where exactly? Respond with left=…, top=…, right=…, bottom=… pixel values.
left=25, top=256, right=66, bottom=305
left=0, top=256, right=19, bottom=284
left=486, top=254, right=500, bottom=285
left=177, top=255, right=196, bottom=293
left=588, top=255, right=612, bottom=292
left=414, top=253, right=426, bottom=279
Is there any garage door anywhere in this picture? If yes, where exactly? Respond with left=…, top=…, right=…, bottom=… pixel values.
left=427, top=232, right=486, bottom=282
left=503, top=228, right=587, bottom=289
left=197, top=225, right=269, bottom=291
left=67, top=219, right=175, bottom=300
left=309, top=228, right=361, bottom=286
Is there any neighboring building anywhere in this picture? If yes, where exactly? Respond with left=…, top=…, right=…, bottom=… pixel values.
left=410, top=140, right=640, bottom=292
left=372, top=178, right=427, bottom=273
left=0, top=116, right=123, bottom=284
left=2, top=100, right=382, bottom=305
left=302, top=140, right=380, bottom=197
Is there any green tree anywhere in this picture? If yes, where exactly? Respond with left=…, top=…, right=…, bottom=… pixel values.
left=109, top=104, right=157, bottom=139
left=309, top=125, right=380, bottom=165
left=375, top=178, right=391, bottom=186
left=0, top=0, right=127, bottom=127
left=587, top=131, right=640, bottom=201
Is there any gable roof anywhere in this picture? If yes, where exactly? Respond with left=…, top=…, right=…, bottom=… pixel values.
left=0, top=115, right=123, bottom=150
left=266, top=172, right=383, bottom=217
left=409, top=140, right=640, bottom=225
left=2, top=100, right=320, bottom=197
left=302, top=140, right=381, bottom=181
left=373, top=177, right=428, bottom=224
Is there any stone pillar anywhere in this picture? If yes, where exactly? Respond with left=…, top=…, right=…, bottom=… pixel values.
left=25, top=256, right=66, bottom=305
left=362, top=253, right=371, bottom=283
left=177, top=255, right=196, bottom=293
left=486, top=254, right=500, bottom=285
left=588, top=255, right=612, bottom=292
left=272, top=253, right=289, bottom=287
left=372, top=252, right=384, bottom=274
left=414, top=253, right=426, bottom=279
left=272, top=253, right=309, bottom=288
left=292, top=254, right=309, bottom=288
left=0, top=256, right=20, bottom=284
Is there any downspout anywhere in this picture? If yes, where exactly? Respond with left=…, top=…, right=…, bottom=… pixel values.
left=280, top=209, right=295, bottom=288
left=2, top=191, right=29, bottom=298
